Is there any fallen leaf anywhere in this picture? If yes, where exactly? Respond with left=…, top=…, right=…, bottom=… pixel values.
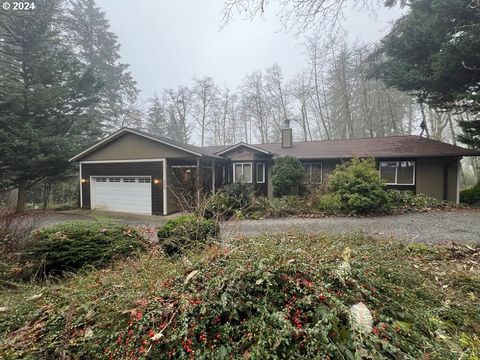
left=0, top=307, right=8, bottom=313
left=184, top=270, right=199, bottom=284
left=28, top=293, right=43, bottom=301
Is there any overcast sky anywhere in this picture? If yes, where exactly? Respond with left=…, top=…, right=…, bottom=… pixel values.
left=96, top=0, right=403, bottom=100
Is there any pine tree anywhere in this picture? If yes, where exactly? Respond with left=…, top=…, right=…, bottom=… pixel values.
left=0, top=0, right=101, bottom=212
left=66, top=0, right=139, bottom=132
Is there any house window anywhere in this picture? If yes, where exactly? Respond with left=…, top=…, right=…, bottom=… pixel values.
left=303, top=163, right=323, bottom=183
left=379, top=161, right=415, bottom=185
left=256, top=163, right=265, bottom=183
left=233, top=163, right=252, bottom=183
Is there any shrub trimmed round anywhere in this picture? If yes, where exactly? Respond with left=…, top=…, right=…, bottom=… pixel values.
left=157, top=215, right=219, bottom=256
left=328, top=158, right=390, bottom=214
left=26, top=222, right=149, bottom=276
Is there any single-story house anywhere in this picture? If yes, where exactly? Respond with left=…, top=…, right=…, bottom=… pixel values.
left=70, top=127, right=479, bottom=215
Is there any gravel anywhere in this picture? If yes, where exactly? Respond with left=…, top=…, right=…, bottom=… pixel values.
left=222, top=209, right=480, bottom=244
left=35, top=209, right=480, bottom=244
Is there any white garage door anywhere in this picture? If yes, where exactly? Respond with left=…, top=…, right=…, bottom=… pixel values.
left=91, top=177, right=152, bottom=215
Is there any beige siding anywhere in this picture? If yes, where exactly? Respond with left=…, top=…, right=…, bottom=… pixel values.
left=447, top=158, right=460, bottom=203
left=81, top=133, right=194, bottom=161
left=225, top=148, right=256, bottom=161
left=416, top=157, right=459, bottom=202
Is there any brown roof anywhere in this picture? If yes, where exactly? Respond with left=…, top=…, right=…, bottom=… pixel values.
left=202, top=135, right=480, bottom=159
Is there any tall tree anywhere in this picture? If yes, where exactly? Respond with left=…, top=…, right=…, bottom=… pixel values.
left=265, top=64, right=292, bottom=141
left=164, top=86, right=192, bottom=143
left=241, top=71, right=270, bottom=143
left=144, top=94, right=168, bottom=136
left=0, top=0, right=100, bottom=212
left=66, top=0, right=139, bottom=132
left=369, top=0, right=480, bottom=113
left=192, top=77, right=220, bottom=146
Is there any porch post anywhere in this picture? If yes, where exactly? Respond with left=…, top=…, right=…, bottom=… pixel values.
left=196, top=157, right=201, bottom=204
left=212, top=159, right=216, bottom=194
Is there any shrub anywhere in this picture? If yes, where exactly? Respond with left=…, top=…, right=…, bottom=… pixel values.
left=460, top=183, right=480, bottom=205
left=271, top=156, right=305, bottom=196
left=328, top=158, right=390, bottom=214
left=157, top=215, right=219, bottom=256
left=386, top=189, right=443, bottom=210
left=249, top=195, right=308, bottom=218
left=25, top=222, right=148, bottom=276
left=0, top=209, right=38, bottom=260
left=317, top=193, right=343, bottom=214
left=205, top=182, right=255, bottom=219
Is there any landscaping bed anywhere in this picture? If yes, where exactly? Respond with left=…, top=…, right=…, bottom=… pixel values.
left=1, top=232, right=479, bottom=359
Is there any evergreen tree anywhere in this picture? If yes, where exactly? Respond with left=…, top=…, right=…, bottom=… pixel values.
left=0, top=0, right=101, bottom=212
left=458, top=119, right=480, bottom=150
left=369, top=0, right=480, bottom=113
left=144, top=94, right=168, bottom=136
left=66, top=0, right=139, bottom=132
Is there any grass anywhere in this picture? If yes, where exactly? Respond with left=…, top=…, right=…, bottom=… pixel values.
left=0, top=232, right=479, bottom=359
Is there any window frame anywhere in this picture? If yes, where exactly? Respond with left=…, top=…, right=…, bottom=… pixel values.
left=379, top=160, right=416, bottom=185
left=256, top=163, right=265, bottom=183
left=303, top=162, right=323, bottom=184
left=233, top=162, right=253, bottom=183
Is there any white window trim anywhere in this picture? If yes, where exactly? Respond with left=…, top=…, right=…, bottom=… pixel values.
left=256, top=163, right=265, bottom=183
left=379, top=161, right=416, bottom=186
left=233, top=162, right=253, bottom=183
left=303, top=163, right=323, bottom=183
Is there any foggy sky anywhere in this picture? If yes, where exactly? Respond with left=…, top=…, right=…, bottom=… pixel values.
left=96, top=0, right=403, bottom=100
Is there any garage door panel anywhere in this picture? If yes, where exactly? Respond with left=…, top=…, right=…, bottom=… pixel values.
left=91, top=177, right=152, bottom=215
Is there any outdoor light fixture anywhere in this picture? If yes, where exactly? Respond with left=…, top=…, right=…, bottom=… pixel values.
left=154, top=179, right=161, bottom=185
left=80, top=178, right=86, bottom=183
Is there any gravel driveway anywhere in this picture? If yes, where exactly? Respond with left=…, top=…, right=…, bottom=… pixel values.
left=222, top=209, right=480, bottom=244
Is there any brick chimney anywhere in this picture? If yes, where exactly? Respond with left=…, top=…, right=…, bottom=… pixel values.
left=281, top=119, right=292, bottom=148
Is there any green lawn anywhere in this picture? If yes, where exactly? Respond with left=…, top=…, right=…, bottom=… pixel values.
left=1, top=232, right=479, bottom=359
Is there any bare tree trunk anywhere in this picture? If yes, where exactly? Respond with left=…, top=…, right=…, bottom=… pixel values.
left=16, top=180, right=27, bottom=214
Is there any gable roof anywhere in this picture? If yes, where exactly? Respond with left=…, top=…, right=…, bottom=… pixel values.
left=202, top=135, right=480, bottom=159
left=69, top=128, right=224, bottom=161
left=215, top=142, right=272, bottom=156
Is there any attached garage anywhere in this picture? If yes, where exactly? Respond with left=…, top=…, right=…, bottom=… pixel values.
left=91, top=176, right=152, bottom=215
left=70, top=128, right=224, bottom=215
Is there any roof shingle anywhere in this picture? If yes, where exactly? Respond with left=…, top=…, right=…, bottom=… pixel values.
left=202, top=135, right=479, bottom=159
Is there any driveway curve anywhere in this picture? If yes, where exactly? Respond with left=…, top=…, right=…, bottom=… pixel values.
left=222, top=209, right=480, bottom=244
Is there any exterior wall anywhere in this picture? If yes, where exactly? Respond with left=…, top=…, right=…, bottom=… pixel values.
left=447, top=158, right=460, bottom=203
left=80, top=161, right=164, bottom=215
left=416, top=156, right=459, bottom=202
left=220, top=146, right=272, bottom=196
left=81, top=133, right=193, bottom=161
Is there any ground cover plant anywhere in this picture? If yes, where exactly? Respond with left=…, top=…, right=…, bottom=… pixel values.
left=24, top=222, right=149, bottom=277
left=157, top=215, right=220, bottom=256
left=0, top=232, right=478, bottom=359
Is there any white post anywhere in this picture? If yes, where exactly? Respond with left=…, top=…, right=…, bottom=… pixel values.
left=212, top=160, right=216, bottom=194
left=79, top=162, right=83, bottom=208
